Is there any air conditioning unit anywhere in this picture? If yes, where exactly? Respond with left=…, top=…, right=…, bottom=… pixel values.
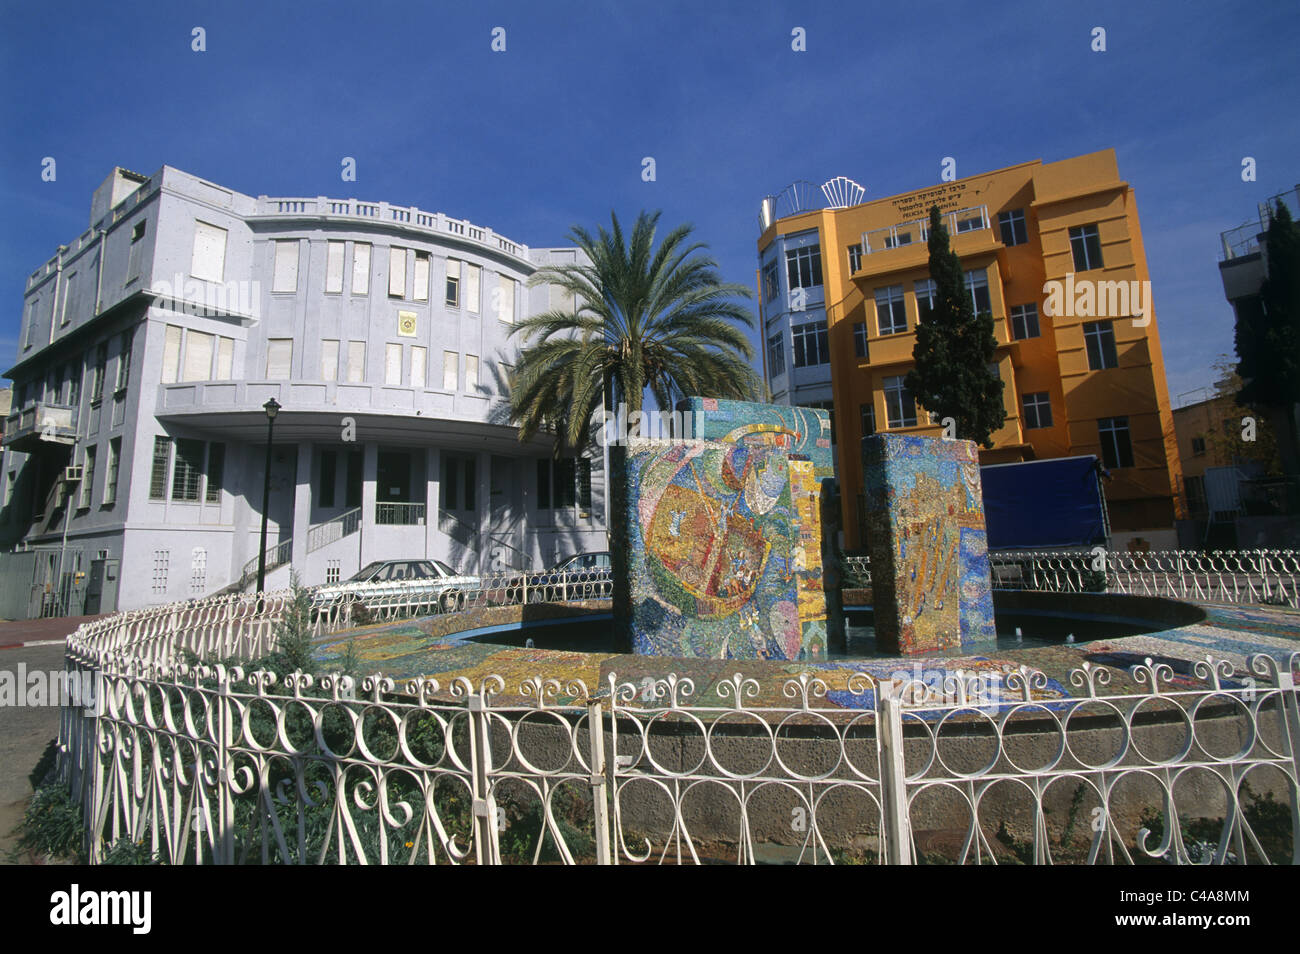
left=63, top=465, right=83, bottom=482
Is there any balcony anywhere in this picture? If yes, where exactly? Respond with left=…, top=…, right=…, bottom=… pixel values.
left=376, top=502, right=426, bottom=526
left=3, top=402, right=79, bottom=453
left=859, top=206, right=991, bottom=261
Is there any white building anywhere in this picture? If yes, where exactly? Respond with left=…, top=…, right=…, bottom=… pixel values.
left=1, top=166, right=606, bottom=614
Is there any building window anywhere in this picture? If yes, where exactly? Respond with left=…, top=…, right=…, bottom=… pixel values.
left=497, top=274, right=516, bottom=323
left=103, top=438, right=120, bottom=506
left=152, top=551, right=169, bottom=595
left=792, top=321, right=829, bottom=367
left=352, top=243, right=371, bottom=295
left=206, top=443, right=225, bottom=504
left=883, top=375, right=917, bottom=429
left=345, top=451, right=363, bottom=508
left=1010, top=303, right=1040, bottom=340
left=1098, top=417, right=1134, bottom=468
left=875, top=286, right=907, bottom=336
left=272, top=240, right=299, bottom=292
left=115, top=331, right=133, bottom=392
left=171, top=439, right=204, bottom=501
left=60, top=272, right=76, bottom=325
left=190, top=221, right=227, bottom=283
left=914, top=279, right=937, bottom=323
left=443, top=351, right=458, bottom=391
left=860, top=402, right=876, bottom=437
left=413, top=252, right=430, bottom=302
left=347, top=341, right=366, bottom=383
left=162, top=325, right=181, bottom=383
left=465, top=263, right=481, bottom=314
left=785, top=244, right=823, bottom=290
left=847, top=244, right=863, bottom=275
left=265, top=339, right=293, bottom=379
left=183, top=331, right=214, bottom=382
left=445, top=259, right=460, bottom=307
left=326, top=560, right=341, bottom=584
left=127, top=220, right=147, bottom=283
left=324, top=241, right=345, bottom=294
left=150, top=437, right=171, bottom=499
left=321, top=339, right=340, bottom=381
left=1070, top=224, right=1104, bottom=272
left=466, top=355, right=479, bottom=390
left=853, top=322, right=869, bottom=359
left=1185, top=475, right=1207, bottom=515
left=1022, top=392, right=1053, bottom=429
left=411, top=346, right=427, bottom=389
left=385, top=343, right=402, bottom=386
left=93, top=344, right=108, bottom=401
left=319, top=450, right=337, bottom=508
left=1083, top=320, right=1118, bottom=370
left=965, top=268, right=991, bottom=315
left=762, top=261, right=780, bottom=304
left=22, top=301, right=36, bottom=351
left=388, top=246, right=407, bottom=298
left=78, top=445, right=96, bottom=509
left=1191, top=436, right=1206, bottom=456
left=767, top=332, right=785, bottom=377
left=66, top=361, right=81, bottom=407
left=998, top=209, right=1027, bottom=246
left=885, top=229, right=914, bottom=249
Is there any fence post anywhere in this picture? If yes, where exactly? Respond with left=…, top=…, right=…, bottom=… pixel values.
left=215, top=671, right=234, bottom=864
left=467, top=694, right=500, bottom=865
left=877, top=682, right=912, bottom=865
left=587, top=697, right=612, bottom=865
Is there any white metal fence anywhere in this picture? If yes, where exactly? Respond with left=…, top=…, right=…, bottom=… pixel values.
left=56, top=593, right=1300, bottom=865
left=843, top=549, right=1300, bottom=609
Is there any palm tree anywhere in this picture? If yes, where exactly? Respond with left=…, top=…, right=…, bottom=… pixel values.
left=509, top=210, right=759, bottom=450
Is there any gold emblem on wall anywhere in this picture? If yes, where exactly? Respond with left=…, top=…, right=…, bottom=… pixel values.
left=397, top=310, right=417, bottom=337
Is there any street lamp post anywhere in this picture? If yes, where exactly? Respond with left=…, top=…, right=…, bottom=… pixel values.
left=256, top=398, right=281, bottom=593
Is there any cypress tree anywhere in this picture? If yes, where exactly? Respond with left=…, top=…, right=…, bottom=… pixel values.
left=905, top=206, right=1005, bottom=447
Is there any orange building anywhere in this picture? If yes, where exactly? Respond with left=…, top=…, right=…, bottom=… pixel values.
left=756, top=150, right=1183, bottom=550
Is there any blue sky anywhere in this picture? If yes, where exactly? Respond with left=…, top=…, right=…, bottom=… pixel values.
left=2, top=0, right=1297, bottom=404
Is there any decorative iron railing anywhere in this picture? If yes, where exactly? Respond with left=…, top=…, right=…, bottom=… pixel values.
left=54, top=590, right=1300, bottom=865
left=843, top=549, right=1300, bottom=609
left=306, top=507, right=362, bottom=553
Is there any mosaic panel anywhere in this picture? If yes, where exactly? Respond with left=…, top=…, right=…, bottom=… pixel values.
left=612, top=436, right=826, bottom=659
left=862, top=433, right=996, bottom=654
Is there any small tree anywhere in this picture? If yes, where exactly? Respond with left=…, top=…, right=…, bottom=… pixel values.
left=905, top=205, right=1005, bottom=446
left=1235, top=201, right=1300, bottom=479
left=270, top=571, right=317, bottom=675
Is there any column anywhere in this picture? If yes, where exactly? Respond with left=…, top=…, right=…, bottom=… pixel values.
left=290, top=442, right=313, bottom=579
left=360, top=442, right=378, bottom=565
left=425, top=446, right=441, bottom=560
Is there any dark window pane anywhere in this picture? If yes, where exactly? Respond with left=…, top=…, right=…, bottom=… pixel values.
left=206, top=443, right=225, bottom=503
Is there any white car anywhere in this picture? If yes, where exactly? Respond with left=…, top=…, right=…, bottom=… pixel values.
left=311, top=559, right=481, bottom=614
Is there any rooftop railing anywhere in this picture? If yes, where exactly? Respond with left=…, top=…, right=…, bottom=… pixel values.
left=860, top=205, right=989, bottom=258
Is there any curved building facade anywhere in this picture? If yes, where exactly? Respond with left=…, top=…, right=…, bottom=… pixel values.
left=2, top=166, right=606, bottom=613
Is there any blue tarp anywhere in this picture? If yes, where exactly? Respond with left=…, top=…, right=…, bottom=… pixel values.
left=980, top=456, right=1108, bottom=550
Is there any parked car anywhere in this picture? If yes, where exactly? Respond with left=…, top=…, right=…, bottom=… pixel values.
left=311, top=559, right=481, bottom=616
left=522, top=551, right=613, bottom=603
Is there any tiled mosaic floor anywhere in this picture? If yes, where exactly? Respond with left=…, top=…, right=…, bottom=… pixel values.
left=313, top=601, right=1300, bottom=708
